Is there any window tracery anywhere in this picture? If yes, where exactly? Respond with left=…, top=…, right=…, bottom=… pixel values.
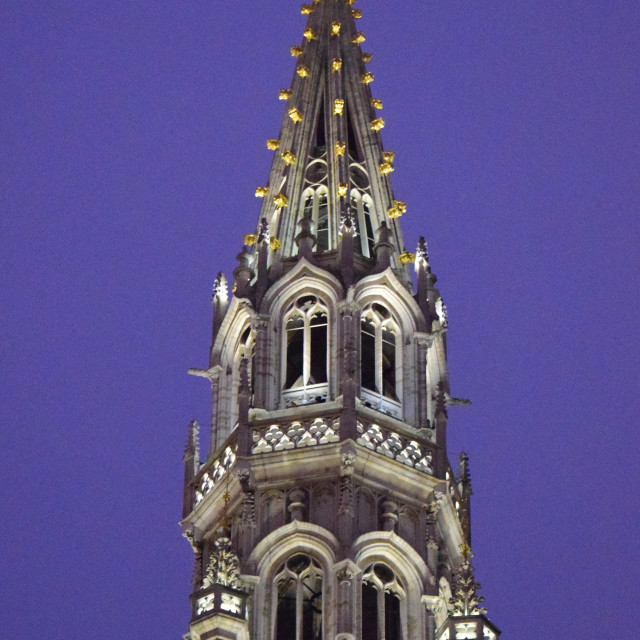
left=361, top=563, right=404, bottom=640
left=274, top=554, right=323, bottom=640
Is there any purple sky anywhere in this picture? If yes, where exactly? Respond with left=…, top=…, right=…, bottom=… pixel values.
left=2, top=1, right=639, bottom=638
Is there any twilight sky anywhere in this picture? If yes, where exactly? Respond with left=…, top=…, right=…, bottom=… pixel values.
left=2, top=1, right=639, bottom=639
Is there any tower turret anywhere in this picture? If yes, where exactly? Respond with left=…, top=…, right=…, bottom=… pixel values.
left=182, top=3, right=500, bottom=640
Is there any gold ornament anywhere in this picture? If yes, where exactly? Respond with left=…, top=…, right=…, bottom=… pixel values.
left=303, top=27, right=317, bottom=40
left=279, top=89, right=292, bottom=100
left=379, top=162, right=394, bottom=175
left=361, top=71, right=374, bottom=84
left=335, top=140, right=345, bottom=156
left=333, top=98, right=344, bottom=115
left=301, top=4, right=313, bottom=14
left=274, top=193, right=289, bottom=208
left=331, top=22, right=341, bottom=35
left=266, top=138, right=280, bottom=150
left=361, top=52, right=373, bottom=63
left=382, top=151, right=395, bottom=163
left=352, top=32, right=365, bottom=44
left=332, top=58, right=342, bottom=72
left=370, top=118, right=385, bottom=131
left=288, top=107, right=303, bottom=122
left=281, top=150, right=297, bottom=165
left=255, top=186, right=269, bottom=198
left=352, top=8, right=362, bottom=18
left=371, top=98, right=383, bottom=110
left=270, top=237, right=282, bottom=250
left=337, top=182, right=348, bottom=197
left=244, top=234, right=258, bottom=246
left=387, top=200, right=406, bottom=218
left=296, top=64, right=310, bottom=78
left=398, top=251, right=415, bottom=264
left=290, top=45, right=303, bottom=57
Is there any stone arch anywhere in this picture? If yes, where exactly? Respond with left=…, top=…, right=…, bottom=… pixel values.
left=248, top=521, right=339, bottom=640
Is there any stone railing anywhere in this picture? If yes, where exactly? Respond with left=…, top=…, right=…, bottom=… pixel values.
left=356, top=419, right=435, bottom=475
left=193, top=437, right=237, bottom=506
left=251, top=414, right=340, bottom=454
left=191, top=584, right=247, bottom=622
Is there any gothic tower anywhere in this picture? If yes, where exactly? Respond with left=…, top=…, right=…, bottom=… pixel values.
left=182, top=2, right=500, bottom=639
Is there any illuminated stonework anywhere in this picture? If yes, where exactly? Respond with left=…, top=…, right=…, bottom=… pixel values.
left=182, top=2, right=501, bottom=640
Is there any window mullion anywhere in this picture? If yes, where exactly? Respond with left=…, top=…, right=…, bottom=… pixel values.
left=303, top=316, right=311, bottom=387
left=375, top=326, right=383, bottom=395
left=378, top=586, right=386, bottom=640
left=296, top=576, right=304, bottom=640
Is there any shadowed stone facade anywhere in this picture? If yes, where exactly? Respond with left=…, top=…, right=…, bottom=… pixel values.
left=181, top=2, right=500, bottom=639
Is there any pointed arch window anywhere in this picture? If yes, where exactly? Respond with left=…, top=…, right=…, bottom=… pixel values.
left=350, top=189, right=376, bottom=257
left=274, top=554, right=323, bottom=640
left=362, top=563, right=404, bottom=640
left=360, top=303, right=401, bottom=417
left=299, top=185, right=331, bottom=253
left=282, top=296, right=329, bottom=407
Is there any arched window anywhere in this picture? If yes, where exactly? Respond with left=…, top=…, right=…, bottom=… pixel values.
left=350, top=190, right=376, bottom=257
left=282, top=296, right=329, bottom=407
left=299, top=185, right=331, bottom=253
left=362, top=563, right=404, bottom=640
left=360, top=304, right=401, bottom=416
left=274, top=554, right=323, bottom=640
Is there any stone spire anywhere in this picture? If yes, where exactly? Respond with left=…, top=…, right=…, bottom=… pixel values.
left=240, top=0, right=411, bottom=291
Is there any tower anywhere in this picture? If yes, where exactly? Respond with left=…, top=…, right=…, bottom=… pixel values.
left=182, top=2, right=500, bottom=639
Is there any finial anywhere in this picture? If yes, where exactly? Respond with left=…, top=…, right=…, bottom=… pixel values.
left=254, top=186, right=269, bottom=198
left=212, top=272, right=227, bottom=299
left=303, top=27, right=317, bottom=40
left=449, top=544, right=487, bottom=616
left=266, top=138, right=280, bottom=150
left=353, top=32, right=365, bottom=44
left=278, top=89, right=292, bottom=100
left=371, top=98, right=383, bottom=109
left=184, top=419, right=200, bottom=458
left=301, top=4, right=313, bottom=15
left=370, top=118, right=385, bottom=131
left=335, top=140, right=346, bottom=156
left=290, top=45, right=303, bottom=57
left=334, top=98, right=345, bottom=115
left=332, top=58, right=342, bottom=72
left=416, top=236, right=429, bottom=262
left=331, top=22, right=341, bottom=36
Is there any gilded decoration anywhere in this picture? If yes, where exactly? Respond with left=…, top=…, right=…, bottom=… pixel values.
left=370, top=117, right=385, bottom=131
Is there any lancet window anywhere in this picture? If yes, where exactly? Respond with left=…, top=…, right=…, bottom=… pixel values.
left=360, top=303, right=401, bottom=413
left=274, top=554, right=323, bottom=640
left=300, top=186, right=330, bottom=253
left=361, top=563, right=404, bottom=640
left=282, top=295, right=329, bottom=407
left=349, top=189, right=375, bottom=257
